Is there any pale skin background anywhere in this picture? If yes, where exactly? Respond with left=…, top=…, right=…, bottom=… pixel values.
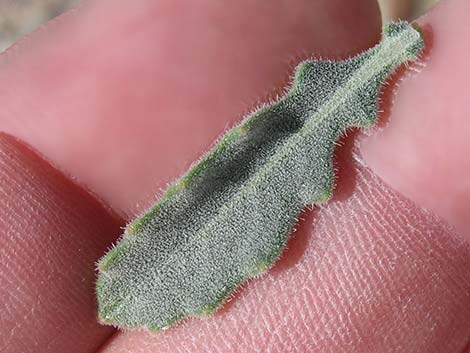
left=0, top=0, right=469, bottom=352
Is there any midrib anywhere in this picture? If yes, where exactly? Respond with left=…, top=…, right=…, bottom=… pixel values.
left=136, top=28, right=419, bottom=301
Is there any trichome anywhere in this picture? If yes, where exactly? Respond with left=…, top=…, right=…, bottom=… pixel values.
left=96, top=22, right=424, bottom=331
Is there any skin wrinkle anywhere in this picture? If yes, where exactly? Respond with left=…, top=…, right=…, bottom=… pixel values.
left=97, top=24, right=422, bottom=320
left=358, top=172, right=460, bottom=348
left=0, top=134, right=122, bottom=353
left=100, top=161, right=469, bottom=353
left=352, top=176, right=414, bottom=346
left=352, top=187, right=403, bottom=291
left=0, top=0, right=384, bottom=348
left=0, top=0, right=468, bottom=351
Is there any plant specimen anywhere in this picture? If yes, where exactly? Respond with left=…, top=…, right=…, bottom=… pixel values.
left=96, top=22, right=424, bottom=331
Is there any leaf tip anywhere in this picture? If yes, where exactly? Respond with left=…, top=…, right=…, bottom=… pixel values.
left=383, top=21, right=425, bottom=61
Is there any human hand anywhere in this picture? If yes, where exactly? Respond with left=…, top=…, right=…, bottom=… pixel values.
left=0, top=0, right=468, bottom=352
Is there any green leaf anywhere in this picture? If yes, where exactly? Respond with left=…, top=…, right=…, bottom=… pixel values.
left=96, top=21, right=424, bottom=330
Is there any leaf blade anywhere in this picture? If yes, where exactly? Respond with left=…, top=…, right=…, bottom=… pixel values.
left=96, top=21, right=424, bottom=330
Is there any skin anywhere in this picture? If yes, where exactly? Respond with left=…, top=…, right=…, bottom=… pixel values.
left=0, top=0, right=468, bottom=352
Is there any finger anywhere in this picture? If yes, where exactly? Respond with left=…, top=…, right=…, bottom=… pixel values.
left=0, top=0, right=381, bottom=217
left=0, top=0, right=382, bottom=351
left=98, top=159, right=470, bottom=353
left=0, top=133, right=121, bottom=353
left=360, top=0, right=470, bottom=240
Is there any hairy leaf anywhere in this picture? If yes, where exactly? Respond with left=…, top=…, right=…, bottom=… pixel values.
left=96, top=22, right=424, bottom=331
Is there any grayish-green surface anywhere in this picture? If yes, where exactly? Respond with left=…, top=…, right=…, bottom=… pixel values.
left=96, top=22, right=424, bottom=331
